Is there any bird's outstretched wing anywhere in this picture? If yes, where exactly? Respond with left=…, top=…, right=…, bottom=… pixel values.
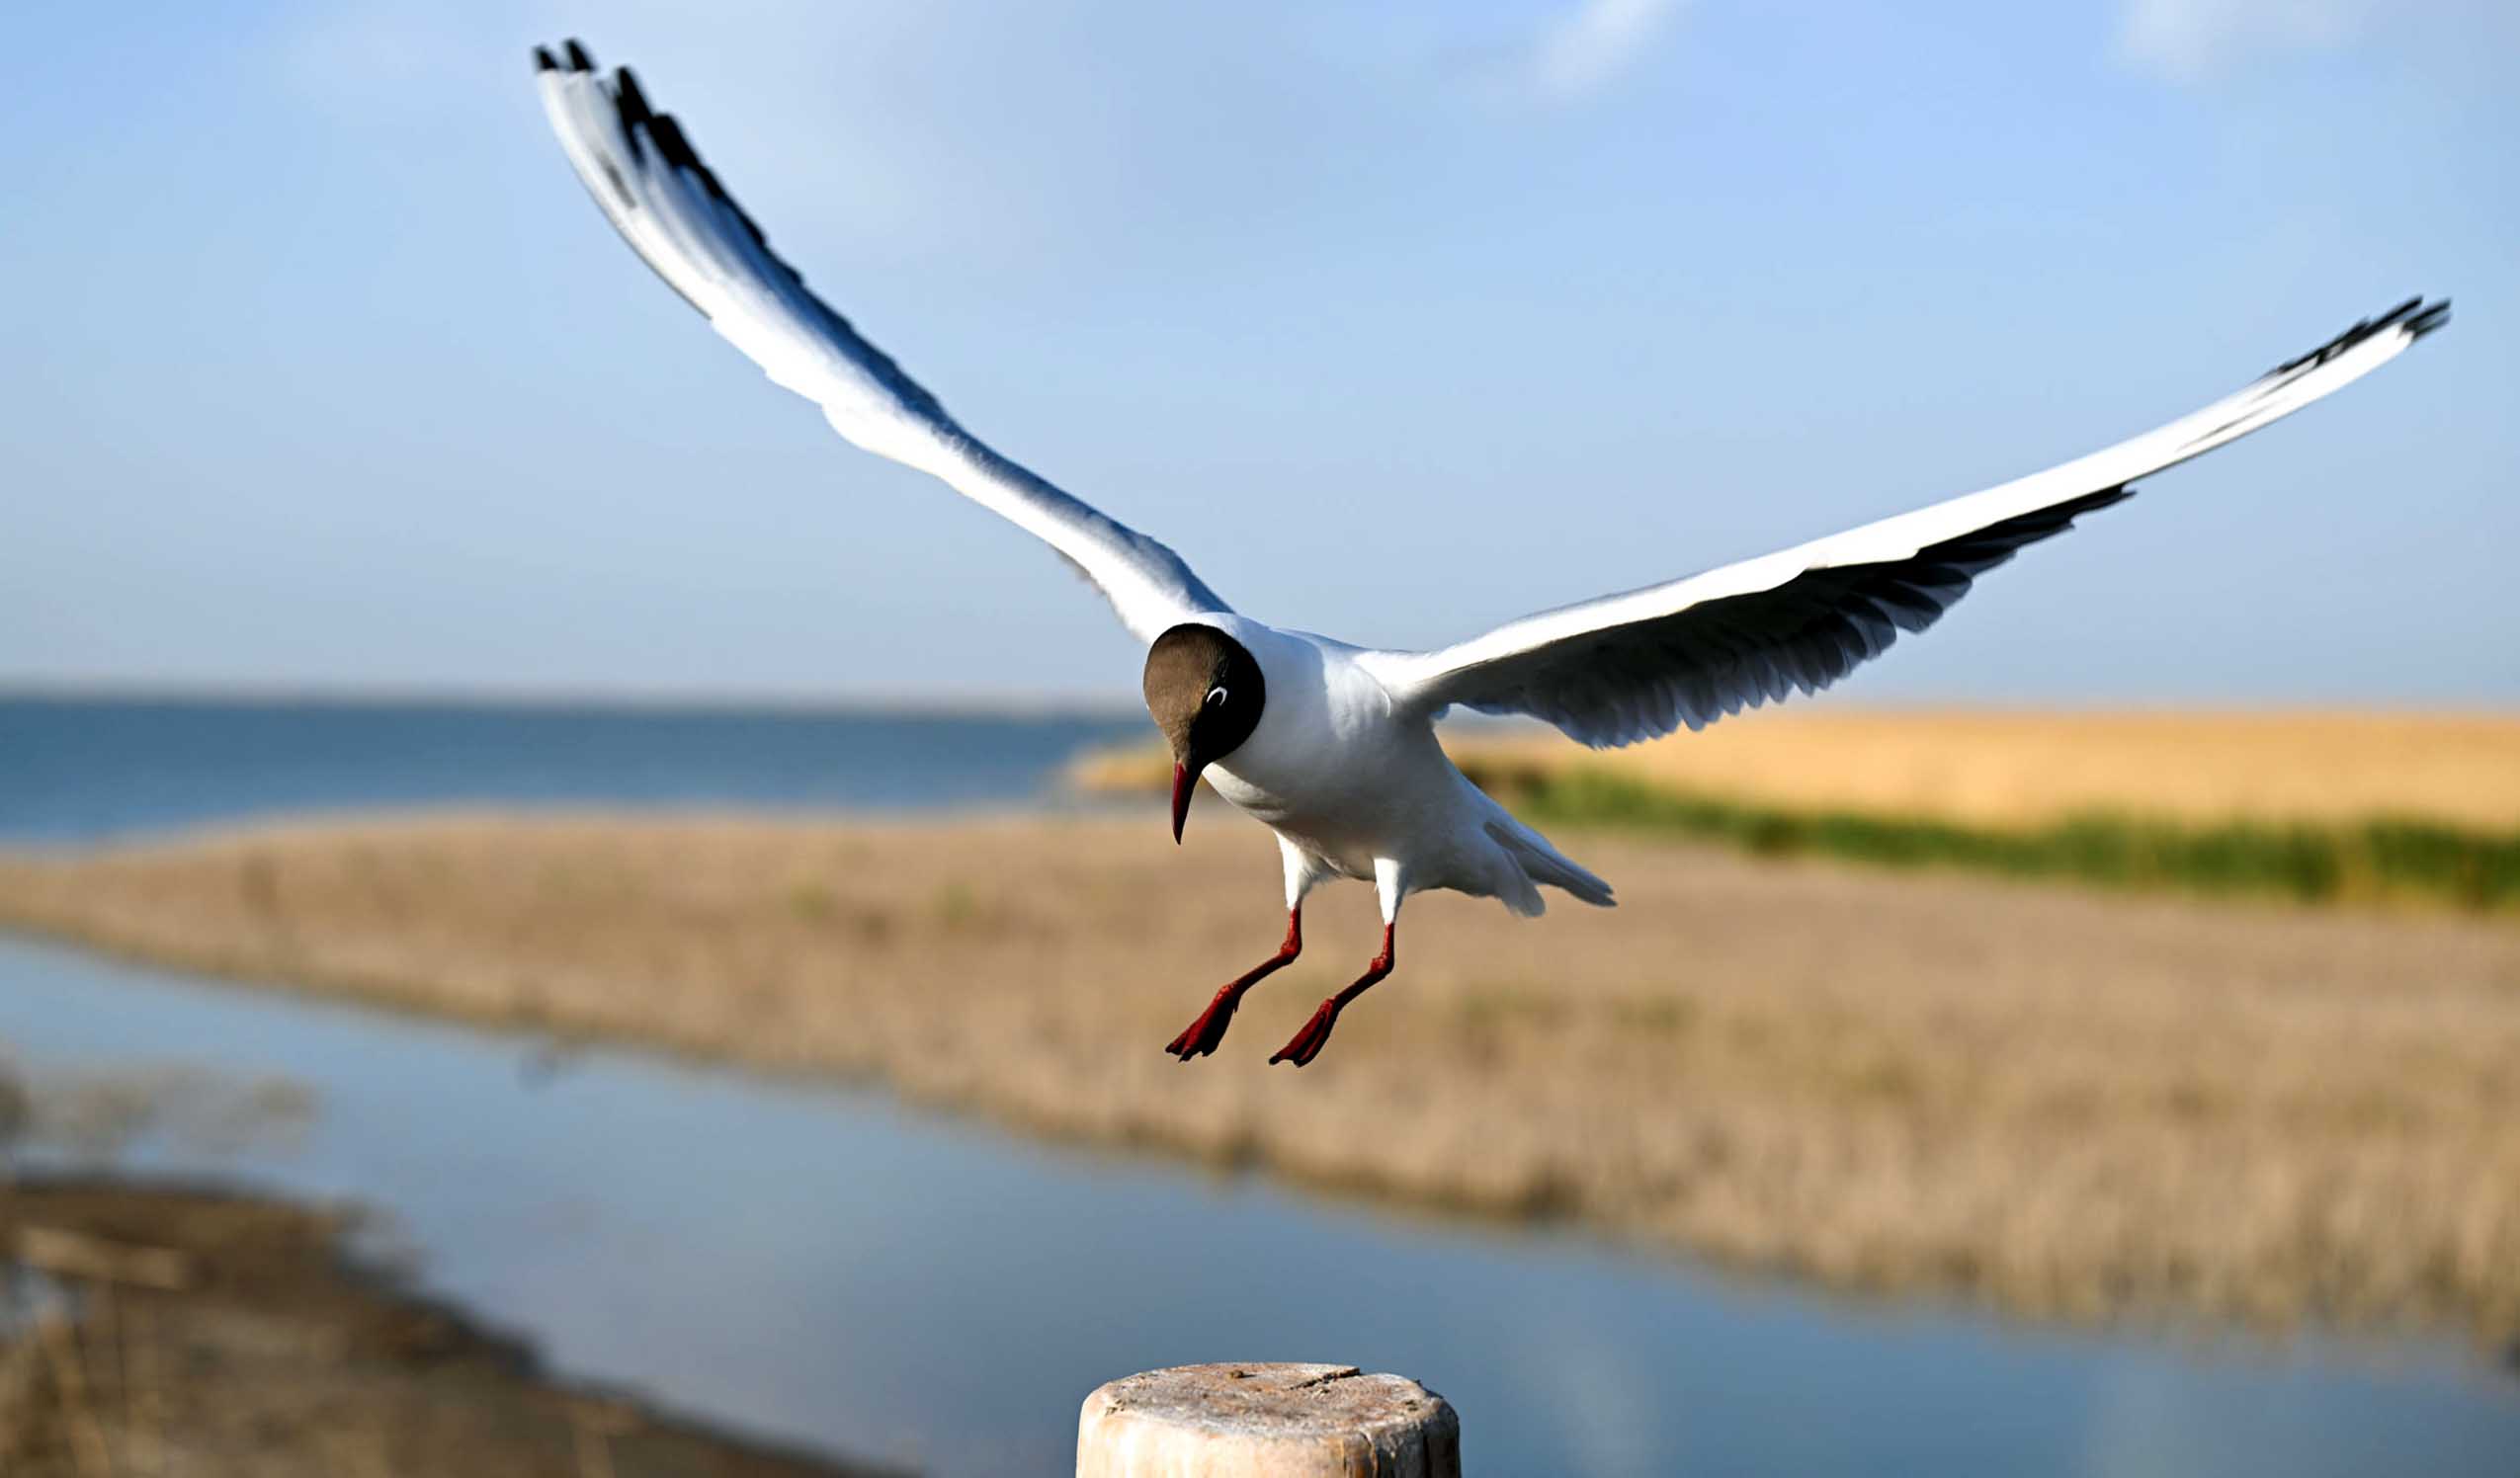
left=1357, top=298, right=2448, bottom=746
left=533, top=41, right=1229, bottom=644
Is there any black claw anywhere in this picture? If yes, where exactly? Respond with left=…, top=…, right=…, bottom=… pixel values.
left=533, top=45, right=559, bottom=72
left=564, top=39, right=594, bottom=72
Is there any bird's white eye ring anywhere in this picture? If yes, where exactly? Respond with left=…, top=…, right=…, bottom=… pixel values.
left=1206, top=686, right=1228, bottom=707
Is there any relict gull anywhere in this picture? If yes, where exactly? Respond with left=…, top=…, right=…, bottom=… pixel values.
left=533, top=41, right=2447, bottom=1067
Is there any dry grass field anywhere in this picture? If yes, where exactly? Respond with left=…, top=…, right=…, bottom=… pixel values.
left=3, top=811, right=2517, bottom=1348
left=1468, top=709, right=2520, bottom=829
left=1075, top=710, right=2520, bottom=910
left=1074, top=709, right=2520, bottom=828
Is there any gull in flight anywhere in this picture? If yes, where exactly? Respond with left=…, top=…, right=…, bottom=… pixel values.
left=534, top=41, right=2447, bottom=1066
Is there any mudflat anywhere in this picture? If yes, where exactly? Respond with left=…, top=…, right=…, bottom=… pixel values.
left=0, top=1178, right=896, bottom=1477
left=1, top=811, right=2514, bottom=1345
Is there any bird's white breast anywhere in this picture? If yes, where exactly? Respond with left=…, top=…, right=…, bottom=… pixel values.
left=1197, top=619, right=1474, bottom=878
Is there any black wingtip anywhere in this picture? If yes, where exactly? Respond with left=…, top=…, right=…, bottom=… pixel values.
left=647, top=114, right=702, bottom=173
left=564, top=39, right=595, bottom=72
left=2269, top=295, right=2448, bottom=375
left=611, top=66, right=652, bottom=163
left=615, top=66, right=652, bottom=123
left=533, top=45, right=559, bottom=73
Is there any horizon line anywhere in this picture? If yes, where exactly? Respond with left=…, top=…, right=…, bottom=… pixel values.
left=2, top=679, right=2513, bottom=723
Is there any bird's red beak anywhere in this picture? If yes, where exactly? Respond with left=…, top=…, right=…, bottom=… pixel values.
left=1171, top=762, right=1197, bottom=844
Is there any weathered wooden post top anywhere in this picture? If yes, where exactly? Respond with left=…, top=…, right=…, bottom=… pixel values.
left=1077, top=1362, right=1461, bottom=1477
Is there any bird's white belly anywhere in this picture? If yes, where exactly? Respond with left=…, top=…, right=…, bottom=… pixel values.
left=1207, top=727, right=1471, bottom=883
left=1185, top=621, right=1505, bottom=891
left=1204, top=766, right=1376, bottom=878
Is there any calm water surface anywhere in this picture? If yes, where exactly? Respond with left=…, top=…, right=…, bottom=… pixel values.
left=4, top=939, right=2513, bottom=1477
left=0, top=696, right=1139, bottom=842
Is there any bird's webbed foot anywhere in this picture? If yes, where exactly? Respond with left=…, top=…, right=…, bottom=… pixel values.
left=1165, top=908, right=1301, bottom=1061
left=1166, top=988, right=1244, bottom=1060
left=1268, top=997, right=1344, bottom=1067
left=1269, top=924, right=1394, bottom=1068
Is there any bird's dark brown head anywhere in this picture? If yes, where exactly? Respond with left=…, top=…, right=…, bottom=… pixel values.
left=1142, top=623, right=1264, bottom=843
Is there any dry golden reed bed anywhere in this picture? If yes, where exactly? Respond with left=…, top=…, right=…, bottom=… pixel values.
left=1075, top=710, right=2520, bottom=911
left=1074, top=709, right=2520, bottom=829
left=1481, top=709, right=2520, bottom=830
left=3, top=812, right=2517, bottom=1348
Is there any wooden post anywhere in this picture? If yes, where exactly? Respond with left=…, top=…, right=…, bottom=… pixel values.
left=1076, top=1362, right=1460, bottom=1477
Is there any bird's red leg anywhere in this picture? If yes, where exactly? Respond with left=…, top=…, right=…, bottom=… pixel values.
left=1270, top=922, right=1394, bottom=1068
left=1166, top=907, right=1302, bottom=1060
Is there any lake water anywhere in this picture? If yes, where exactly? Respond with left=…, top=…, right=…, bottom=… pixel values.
left=0, top=696, right=1140, bottom=843
left=4, top=939, right=2514, bottom=1477
left=3, top=698, right=2517, bottom=1473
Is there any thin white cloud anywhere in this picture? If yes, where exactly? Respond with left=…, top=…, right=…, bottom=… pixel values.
left=2116, top=0, right=2382, bottom=79
left=1530, top=0, right=1690, bottom=98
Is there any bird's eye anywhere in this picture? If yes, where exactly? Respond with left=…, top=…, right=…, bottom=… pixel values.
left=1206, top=686, right=1228, bottom=707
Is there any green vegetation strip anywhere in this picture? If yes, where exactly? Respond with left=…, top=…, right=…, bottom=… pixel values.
left=1481, top=765, right=2520, bottom=912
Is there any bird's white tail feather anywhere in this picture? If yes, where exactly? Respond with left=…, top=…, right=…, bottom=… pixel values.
left=1482, top=817, right=1616, bottom=915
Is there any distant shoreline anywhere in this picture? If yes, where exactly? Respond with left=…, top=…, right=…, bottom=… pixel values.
left=4, top=810, right=2514, bottom=1351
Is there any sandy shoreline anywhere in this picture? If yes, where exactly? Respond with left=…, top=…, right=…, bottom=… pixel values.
left=2, top=809, right=2516, bottom=1348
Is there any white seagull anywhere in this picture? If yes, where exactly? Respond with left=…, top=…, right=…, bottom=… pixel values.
left=534, top=41, right=2447, bottom=1067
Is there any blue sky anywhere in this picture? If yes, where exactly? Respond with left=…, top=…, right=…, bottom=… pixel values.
left=4, top=0, right=2513, bottom=704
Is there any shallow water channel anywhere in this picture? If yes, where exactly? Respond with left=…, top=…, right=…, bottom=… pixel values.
left=4, top=935, right=2514, bottom=1476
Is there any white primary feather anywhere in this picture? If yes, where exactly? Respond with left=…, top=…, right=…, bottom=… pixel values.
left=533, top=41, right=1229, bottom=645
left=1356, top=297, right=2448, bottom=747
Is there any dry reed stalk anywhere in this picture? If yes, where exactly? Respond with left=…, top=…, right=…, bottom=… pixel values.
left=122, top=1298, right=159, bottom=1478
left=14, top=1230, right=191, bottom=1294
left=570, top=1400, right=626, bottom=1478
left=36, top=1312, right=111, bottom=1478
